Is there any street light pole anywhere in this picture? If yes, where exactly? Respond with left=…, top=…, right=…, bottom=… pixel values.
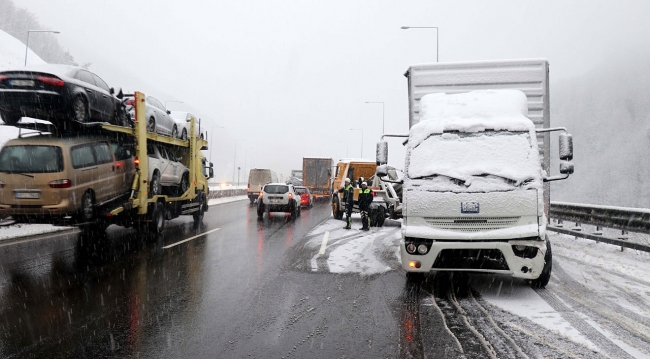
left=365, top=101, right=385, bottom=134
left=400, top=26, right=439, bottom=62
left=349, top=128, right=363, bottom=157
left=25, top=30, right=60, bottom=66
left=233, top=140, right=244, bottom=186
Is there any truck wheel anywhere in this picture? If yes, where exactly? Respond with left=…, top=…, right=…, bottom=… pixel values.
left=332, top=198, right=343, bottom=220
left=376, top=206, right=386, bottom=227
left=172, top=125, right=178, bottom=139
left=149, top=202, right=165, bottom=234
left=369, top=210, right=377, bottom=227
left=80, top=191, right=95, bottom=222
left=193, top=192, right=206, bottom=223
left=531, top=238, right=552, bottom=288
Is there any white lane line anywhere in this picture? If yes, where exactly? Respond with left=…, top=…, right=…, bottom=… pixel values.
left=163, top=228, right=221, bottom=249
left=318, top=231, right=330, bottom=255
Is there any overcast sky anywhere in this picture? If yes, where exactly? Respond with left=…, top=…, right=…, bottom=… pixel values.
left=17, top=0, right=650, bottom=182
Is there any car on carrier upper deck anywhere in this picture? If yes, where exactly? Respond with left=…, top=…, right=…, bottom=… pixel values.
left=0, top=64, right=128, bottom=128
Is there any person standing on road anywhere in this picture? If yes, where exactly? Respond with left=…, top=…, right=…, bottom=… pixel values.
left=358, top=181, right=373, bottom=231
left=339, top=178, right=354, bottom=229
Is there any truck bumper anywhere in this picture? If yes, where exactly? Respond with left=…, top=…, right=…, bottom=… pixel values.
left=401, top=238, right=547, bottom=280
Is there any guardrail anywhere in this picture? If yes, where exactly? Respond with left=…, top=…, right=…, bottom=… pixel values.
left=208, top=188, right=247, bottom=199
left=549, top=201, right=650, bottom=252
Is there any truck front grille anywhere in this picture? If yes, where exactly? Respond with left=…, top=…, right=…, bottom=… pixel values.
left=424, top=217, right=520, bottom=232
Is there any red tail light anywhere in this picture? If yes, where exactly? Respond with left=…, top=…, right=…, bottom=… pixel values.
left=372, top=191, right=376, bottom=196
left=37, top=76, right=64, bottom=87
left=0, top=180, right=5, bottom=188
left=49, top=179, right=71, bottom=188
left=125, top=99, right=135, bottom=106
left=248, top=184, right=250, bottom=191
left=0, top=75, right=7, bottom=82
left=134, top=157, right=139, bottom=167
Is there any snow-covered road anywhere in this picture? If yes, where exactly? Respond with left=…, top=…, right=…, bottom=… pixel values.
left=304, top=216, right=650, bottom=358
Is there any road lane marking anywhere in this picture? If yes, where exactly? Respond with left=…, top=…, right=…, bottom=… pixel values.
left=318, top=231, right=330, bottom=255
left=163, top=228, right=221, bottom=249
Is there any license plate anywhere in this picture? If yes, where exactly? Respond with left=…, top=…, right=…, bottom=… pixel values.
left=10, top=80, right=34, bottom=87
left=270, top=199, right=281, bottom=203
left=15, top=192, right=40, bottom=199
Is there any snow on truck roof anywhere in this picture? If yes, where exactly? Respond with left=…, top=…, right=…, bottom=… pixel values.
left=409, top=90, right=534, bottom=147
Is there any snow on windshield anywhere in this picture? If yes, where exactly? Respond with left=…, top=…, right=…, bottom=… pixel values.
left=409, top=90, right=534, bottom=148
left=407, top=131, right=541, bottom=187
left=405, top=90, right=542, bottom=190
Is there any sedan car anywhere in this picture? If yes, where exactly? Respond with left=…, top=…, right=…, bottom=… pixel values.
left=257, top=183, right=301, bottom=219
left=295, top=186, right=313, bottom=208
left=169, top=111, right=204, bottom=140
left=147, top=143, right=190, bottom=197
left=0, top=64, right=128, bottom=127
left=125, top=95, right=178, bottom=137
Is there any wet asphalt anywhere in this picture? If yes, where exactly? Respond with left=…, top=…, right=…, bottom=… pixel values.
left=0, top=200, right=416, bottom=358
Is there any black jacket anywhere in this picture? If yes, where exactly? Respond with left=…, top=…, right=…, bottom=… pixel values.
left=358, top=187, right=373, bottom=210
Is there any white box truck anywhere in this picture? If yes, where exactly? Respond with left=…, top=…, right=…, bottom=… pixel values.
left=376, top=59, right=574, bottom=287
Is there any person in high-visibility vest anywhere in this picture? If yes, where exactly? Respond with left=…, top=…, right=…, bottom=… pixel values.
left=339, top=178, right=354, bottom=229
left=358, top=181, right=373, bottom=231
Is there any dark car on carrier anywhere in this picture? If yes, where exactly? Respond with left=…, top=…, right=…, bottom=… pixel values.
left=0, top=64, right=128, bottom=128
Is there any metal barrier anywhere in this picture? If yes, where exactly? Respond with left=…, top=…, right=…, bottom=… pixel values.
left=208, top=188, right=247, bottom=199
left=549, top=201, right=650, bottom=253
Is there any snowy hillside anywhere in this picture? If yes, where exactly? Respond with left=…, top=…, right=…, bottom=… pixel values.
left=0, top=29, right=46, bottom=146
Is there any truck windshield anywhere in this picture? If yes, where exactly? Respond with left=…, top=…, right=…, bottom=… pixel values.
left=407, top=131, right=540, bottom=186
left=0, top=145, right=64, bottom=173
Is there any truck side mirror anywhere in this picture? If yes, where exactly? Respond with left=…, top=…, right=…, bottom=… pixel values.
left=209, top=162, right=214, bottom=168
left=376, top=141, right=388, bottom=165
left=559, top=161, right=574, bottom=175
left=559, top=133, right=573, bottom=161
left=376, top=164, right=389, bottom=178
left=209, top=168, right=214, bottom=179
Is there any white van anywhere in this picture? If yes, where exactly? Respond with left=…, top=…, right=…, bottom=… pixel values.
left=247, top=168, right=278, bottom=204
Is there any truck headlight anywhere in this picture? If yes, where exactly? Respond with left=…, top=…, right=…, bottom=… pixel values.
left=406, top=243, right=417, bottom=254
left=417, top=244, right=429, bottom=254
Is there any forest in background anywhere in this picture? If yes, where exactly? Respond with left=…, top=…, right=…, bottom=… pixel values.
left=0, top=0, right=76, bottom=65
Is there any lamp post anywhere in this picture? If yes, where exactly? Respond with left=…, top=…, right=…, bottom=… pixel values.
left=400, top=26, right=439, bottom=62
left=365, top=101, right=385, bottom=134
left=349, top=128, right=363, bottom=157
left=238, top=166, right=241, bottom=187
left=25, top=30, right=60, bottom=66
left=164, top=100, right=184, bottom=109
left=233, top=139, right=244, bottom=186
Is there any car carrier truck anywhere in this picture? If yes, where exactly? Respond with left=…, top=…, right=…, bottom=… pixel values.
left=0, top=91, right=213, bottom=234
left=376, top=59, right=574, bottom=287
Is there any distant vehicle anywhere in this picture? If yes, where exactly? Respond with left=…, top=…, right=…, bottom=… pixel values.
left=169, top=111, right=204, bottom=140
left=257, top=183, right=301, bottom=219
left=303, top=158, right=332, bottom=200
left=0, top=64, right=128, bottom=127
left=295, top=186, right=313, bottom=208
left=247, top=168, right=278, bottom=204
left=0, top=134, right=135, bottom=223
left=287, top=169, right=302, bottom=186
left=147, top=143, right=190, bottom=197
left=124, top=95, right=177, bottom=137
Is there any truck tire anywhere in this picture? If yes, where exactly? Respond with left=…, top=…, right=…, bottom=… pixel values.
left=376, top=206, right=386, bottom=227
left=531, top=237, right=552, bottom=288
left=193, top=192, right=206, bottom=224
left=149, top=202, right=165, bottom=234
left=332, top=198, right=343, bottom=220
left=80, top=191, right=95, bottom=223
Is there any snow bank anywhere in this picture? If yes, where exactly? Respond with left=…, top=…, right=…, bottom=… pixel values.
left=0, top=223, right=70, bottom=241
left=0, top=29, right=46, bottom=71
